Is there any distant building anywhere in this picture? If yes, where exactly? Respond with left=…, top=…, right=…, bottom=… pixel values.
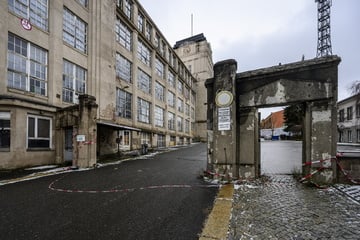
left=0, top=0, right=197, bottom=169
left=337, top=94, right=360, bottom=143
left=174, top=33, right=214, bottom=141
left=260, top=110, right=290, bottom=140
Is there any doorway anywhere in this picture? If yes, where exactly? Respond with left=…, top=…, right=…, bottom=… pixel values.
left=64, top=128, right=73, bottom=164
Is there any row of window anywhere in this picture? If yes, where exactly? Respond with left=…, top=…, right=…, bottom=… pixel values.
left=116, top=89, right=191, bottom=132
left=7, top=33, right=85, bottom=103
left=0, top=112, right=51, bottom=149
left=0, top=110, right=191, bottom=150
left=9, top=1, right=88, bottom=53
left=338, top=105, right=360, bottom=122
left=339, top=129, right=360, bottom=143
left=115, top=1, right=194, bottom=87
left=116, top=52, right=193, bottom=101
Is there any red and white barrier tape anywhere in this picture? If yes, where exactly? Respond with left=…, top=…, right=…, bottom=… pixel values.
left=48, top=178, right=218, bottom=194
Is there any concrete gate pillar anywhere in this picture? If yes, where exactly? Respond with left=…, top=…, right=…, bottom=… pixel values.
left=238, top=107, right=260, bottom=178
left=206, top=59, right=238, bottom=179
left=303, top=100, right=338, bottom=183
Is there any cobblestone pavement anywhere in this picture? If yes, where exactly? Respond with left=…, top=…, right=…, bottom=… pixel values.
left=228, top=175, right=360, bottom=240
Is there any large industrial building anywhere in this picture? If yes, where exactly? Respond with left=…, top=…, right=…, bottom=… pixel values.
left=0, top=0, right=212, bottom=169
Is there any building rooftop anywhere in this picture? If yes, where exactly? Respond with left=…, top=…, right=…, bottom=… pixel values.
left=173, top=33, right=206, bottom=49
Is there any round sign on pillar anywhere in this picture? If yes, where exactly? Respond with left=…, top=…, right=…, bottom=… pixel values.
left=215, top=90, right=233, bottom=107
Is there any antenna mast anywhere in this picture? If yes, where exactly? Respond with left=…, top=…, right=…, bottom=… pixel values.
left=315, top=0, right=332, bottom=57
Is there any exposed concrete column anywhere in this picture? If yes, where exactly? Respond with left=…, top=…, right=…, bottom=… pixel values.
left=207, top=59, right=238, bottom=179
left=304, top=101, right=337, bottom=183
left=238, top=107, right=259, bottom=178
left=75, top=94, right=98, bottom=168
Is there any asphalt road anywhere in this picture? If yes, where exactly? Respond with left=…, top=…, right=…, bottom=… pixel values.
left=0, top=143, right=218, bottom=240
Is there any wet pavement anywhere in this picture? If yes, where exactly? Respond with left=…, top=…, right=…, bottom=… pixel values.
left=229, top=175, right=360, bottom=240
left=228, top=141, right=360, bottom=240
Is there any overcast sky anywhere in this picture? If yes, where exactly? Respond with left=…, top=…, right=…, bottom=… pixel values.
left=140, top=0, right=360, bottom=117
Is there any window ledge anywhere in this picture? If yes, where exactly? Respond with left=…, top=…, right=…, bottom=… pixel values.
left=27, top=148, right=53, bottom=152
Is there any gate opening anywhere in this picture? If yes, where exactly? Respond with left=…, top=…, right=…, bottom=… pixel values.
left=259, top=106, right=302, bottom=175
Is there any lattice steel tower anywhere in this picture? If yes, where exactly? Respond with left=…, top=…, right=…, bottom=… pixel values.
left=316, top=0, right=332, bottom=57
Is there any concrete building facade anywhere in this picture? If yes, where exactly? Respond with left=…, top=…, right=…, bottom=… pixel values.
left=0, top=0, right=196, bottom=169
left=174, top=34, right=213, bottom=141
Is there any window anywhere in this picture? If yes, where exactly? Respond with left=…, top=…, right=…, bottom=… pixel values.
left=191, top=92, right=196, bottom=105
left=347, top=130, right=352, bottom=143
left=185, top=104, right=190, bottom=116
left=157, top=134, right=165, bottom=147
left=177, top=116, right=183, bottom=132
left=137, top=13, right=144, bottom=31
left=27, top=115, right=51, bottom=148
left=137, top=98, right=150, bottom=124
left=177, top=98, right=183, bottom=112
left=63, top=60, right=86, bottom=103
left=170, top=135, right=176, bottom=146
left=76, top=0, right=88, bottom=7
left=168, top=72, right=175, bottom=88
left=356, top=104, right=360, bottom=118
left=118, top=130, right=130, bottom=146
left=339, top=109, right=345, bottom=122
left=357, top=129, right=360, bottom=142
left=155, top=58, right=165, bottom=79
left=8, top=0, right=48, bottom=31
left=117, top=0, right=133, bottom=19
left=184, top=87, right=190, bottom=100
left=116, top=88, right=132, bottom=119
left=154, top=33, right=160, bottom=48
left=7, top=33, right=48, bottom=96
left=145, top=22, right=152, bottom=41
left=137, top=40, right=151, bottom=66
left=141, top=132, right=151, bottom=145
left=177, top=80, right=183, bottom=94
left=63, top=8, right=87, bottom=53
left=191, top=107, right=195, bottom=119
left=0, top=112, right=11, bottom=149
left=160, top=41, right=165, bottom=57
left=155, top=82, right=164, bottom=101
left=137, top=68, right=151, bottom=94
left=347, top=106, right=353, bottom=120
left=155, top=106, right=164, bottom=127
left=339, top=130, right=344, bottom=142
left=116, top=53, right=132, bottom=82
left=168, top=112, right=175, bottom=130
left=167, top=91, right=175, bottom=107
left=185, top=120, right=190, bottom=133
left=115, top=18, right=132, bottom=51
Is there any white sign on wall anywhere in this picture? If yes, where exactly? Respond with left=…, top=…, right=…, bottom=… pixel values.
left=76, top=135, right=86, bottom=142
left=218, top=107, right=231, bottom=130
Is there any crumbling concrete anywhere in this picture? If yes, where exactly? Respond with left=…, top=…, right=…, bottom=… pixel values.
left=206, top=56, right=341, bottom=184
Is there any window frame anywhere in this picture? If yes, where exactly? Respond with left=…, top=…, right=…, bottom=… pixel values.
left=8, top=0, right=49, bottom=31
left=63, top=8, right=87, bottom=53
left=154, top=106, right=164, bottom=127
left=7, top=33, right=48, bottom=96
left=168, top=112, right=175, bottom=130
left=155, top=81, right=164, bottom=101
left=137, top=39, right=151, bottom=66
left=116, top=88, right=132, bottom=119
left=0, top=112, right=11, bottom=150
left=116, top=53, right=132, bottom=83
left=27, top=114, right=52, bottom=149
left=62, top=59, right=87, bottom=104
left=137, top=98, right=151, bottom=124
left=137, top=68, right=151, bottom=94
left=115, top=18, right=132, bottom=51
